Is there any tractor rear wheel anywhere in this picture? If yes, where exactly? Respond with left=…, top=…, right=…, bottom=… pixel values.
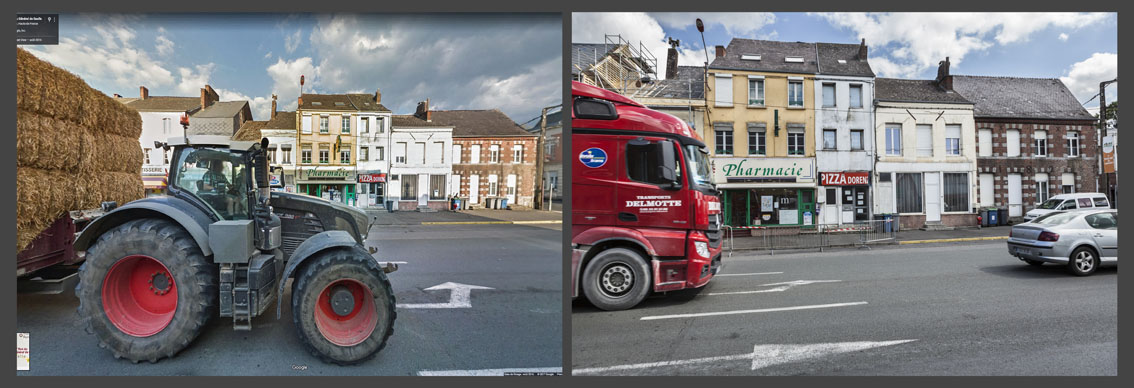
left=292, top=247, right=396, bottom=365
left=76, top=219, right=217, bottom=363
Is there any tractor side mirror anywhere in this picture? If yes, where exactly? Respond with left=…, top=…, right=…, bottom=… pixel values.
left=255, top=138, right=270, bottom=189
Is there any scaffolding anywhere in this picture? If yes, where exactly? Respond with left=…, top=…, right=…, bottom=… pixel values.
left=579, top=34, right=658, bottom=95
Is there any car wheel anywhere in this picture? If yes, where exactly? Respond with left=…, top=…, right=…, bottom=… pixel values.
left=1067, top=247, right=1099, bottom=276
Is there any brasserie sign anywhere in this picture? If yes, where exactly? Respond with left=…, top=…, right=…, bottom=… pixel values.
left=712, top=157, right=815, bottom=184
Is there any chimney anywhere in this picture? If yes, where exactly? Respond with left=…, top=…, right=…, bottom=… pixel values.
left=374, top=88, right=382, bottom=104
left=665, top=37, right=679, bottom=79
left=715, top=45, right=726, bottom=59
left=415, top=99, right=431, bottom=122
left=200, top=85, right=219, bottom=110
left=858, top=38, right=868, bottom=60
left=935, top=57, right=952, bottom=90
left=139, top=86, right=149, bottom=99
left=271, top=94, right=278, bottom=119
left=113, top=93, right=122, bottom=98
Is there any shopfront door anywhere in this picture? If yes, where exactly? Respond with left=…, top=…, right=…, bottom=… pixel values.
left=799, top=189, right=815, bottom=227
left=925, top=173, right=942, bottom=222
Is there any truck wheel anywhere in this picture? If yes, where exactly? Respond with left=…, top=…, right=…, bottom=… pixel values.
left=76, top=219, right=217, bottom=363
left=582, top=248, right=650, bottom=311
left=292, top=247, right=395, bottom=365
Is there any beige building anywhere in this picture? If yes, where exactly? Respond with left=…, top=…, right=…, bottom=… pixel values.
left=295, top=93, right=387, bottom=205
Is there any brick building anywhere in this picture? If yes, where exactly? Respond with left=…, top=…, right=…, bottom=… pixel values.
left=950, top=76, right=1099, bottom=220
left=430, top=110, right=539, bottom=208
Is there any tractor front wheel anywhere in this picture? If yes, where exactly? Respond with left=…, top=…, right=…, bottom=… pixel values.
left=292, top=248, right=396, bottom=365
left=76, top=219, right=217, bottom=363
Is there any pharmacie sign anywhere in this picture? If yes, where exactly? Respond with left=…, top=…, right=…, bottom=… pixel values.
left=712, top=157, right=815, bottom=184
left=298, top=167, right=355, bottom=181
left=820, top=171, right=870, bottom=186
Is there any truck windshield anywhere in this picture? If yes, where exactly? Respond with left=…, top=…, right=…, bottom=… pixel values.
left=684, top=144, right=713, bottom=188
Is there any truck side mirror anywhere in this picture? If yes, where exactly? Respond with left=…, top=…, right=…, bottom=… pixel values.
left=657, top=140, right=680, bottom=189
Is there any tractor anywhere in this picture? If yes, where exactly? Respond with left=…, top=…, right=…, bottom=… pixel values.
left=72, top=134, right=396, bottom=365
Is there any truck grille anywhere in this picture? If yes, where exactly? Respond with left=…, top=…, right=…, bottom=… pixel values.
left=706, top=213, right=722, bottom=247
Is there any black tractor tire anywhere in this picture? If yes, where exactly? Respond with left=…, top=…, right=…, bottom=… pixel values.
left=292, top=247, right=396, bottom=365
left=1067, top=246, right=1100, bottom=276
left=582, top=247, right=651, bottom=311
left=75, top=218, right=218, bottom=363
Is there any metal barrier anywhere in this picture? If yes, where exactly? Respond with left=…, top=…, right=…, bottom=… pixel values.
left=720, top=225, right=735, bottom=259
left=729, top=219, right=896, bottom=253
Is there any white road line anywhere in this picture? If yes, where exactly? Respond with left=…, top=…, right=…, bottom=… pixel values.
left=639, top=301, right=868, bottom=321
left=417, top=367, right=562, bottom=376
left=573, top=339, right=916, bottom=375
left=705, top=280, right=841, bottom=296
left=573, top=353, right=754, bottom=375
left=714, top=272, right=784, bottom=277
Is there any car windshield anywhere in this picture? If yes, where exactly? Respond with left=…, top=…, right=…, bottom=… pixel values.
left=1036, top=198, right=1063, bottom=210
left=172, top=147, right=250, bottom=220
left=683, top=144, right=713, bottom=188
left=1032, top=211, right=1079, bottom=226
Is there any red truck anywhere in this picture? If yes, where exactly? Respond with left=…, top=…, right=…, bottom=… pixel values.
left=571, top=81, right=724, bottom=311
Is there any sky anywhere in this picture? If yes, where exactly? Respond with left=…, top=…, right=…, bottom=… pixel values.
left=24, top=13, right=562, bottom=124
left=572, top=12, right=1117, bottom=113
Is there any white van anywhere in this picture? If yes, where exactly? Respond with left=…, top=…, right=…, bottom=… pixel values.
left=1023, top=193, right=1111, bottom=222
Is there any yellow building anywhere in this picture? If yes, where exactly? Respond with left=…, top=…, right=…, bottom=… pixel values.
left=295, top=93, right=382, bottom=205
left=705, top=39, right=819, bottom=227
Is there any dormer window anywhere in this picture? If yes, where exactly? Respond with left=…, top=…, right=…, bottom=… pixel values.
left=785, top=56, right=804, bottom=63
left=312, top=102, right=322, bottom=106
left=334, top=102, right=346, bottom=106
left=741, top=54, right=761, bottom=61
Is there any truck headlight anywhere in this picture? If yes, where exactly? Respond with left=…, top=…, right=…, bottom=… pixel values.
left=694, top=241, right=710, bottom=258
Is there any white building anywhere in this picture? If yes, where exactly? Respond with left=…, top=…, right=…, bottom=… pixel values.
left=118, top=86, right=205, bottom=196
left=353, top=91, right=394, bottom=208
left=388, top=103, right=454, bottom=211
left=873, top=61, right=978, bottom=229
left=813, top=41, right=876, bottom=225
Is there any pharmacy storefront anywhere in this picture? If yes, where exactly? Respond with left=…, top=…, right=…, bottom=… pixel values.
left=713, top=157, right=817, bottom=227
left=296, top=167, right=357, bottom=206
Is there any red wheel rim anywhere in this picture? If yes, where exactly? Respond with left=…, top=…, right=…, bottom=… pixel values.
left=101, top=255, right=178, bottom=337
left=314, top=279, right=377, bottom=346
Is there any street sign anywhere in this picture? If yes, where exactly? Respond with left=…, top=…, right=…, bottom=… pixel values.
left=1103, top=136, right=1116, bottom=173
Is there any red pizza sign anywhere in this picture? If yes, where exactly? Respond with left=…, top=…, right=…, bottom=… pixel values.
left=359, top=173, right=386, bottom=183
left=820, top=171, right=870, bottom=186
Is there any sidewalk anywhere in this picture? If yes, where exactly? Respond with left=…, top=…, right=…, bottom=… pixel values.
left=728, top=225, right=1011, bottom=252
left=368, top=207, right=562, bottom=226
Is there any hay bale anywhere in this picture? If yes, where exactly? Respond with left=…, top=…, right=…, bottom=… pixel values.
left=90, top=132, right=143, bottom=174
left=16, top=110, right=96, bottom=173
left=16, top=48, right=142, bottom=139
left=16, top=167, right=143, bottom=251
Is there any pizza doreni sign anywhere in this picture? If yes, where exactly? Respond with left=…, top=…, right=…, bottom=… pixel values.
left=820, top=171, right=871, bottom=186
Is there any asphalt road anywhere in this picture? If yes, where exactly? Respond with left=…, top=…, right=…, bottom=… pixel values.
left=572, top=241, right=1117, bottom=376
left=17, top=223, right=562, bottom=376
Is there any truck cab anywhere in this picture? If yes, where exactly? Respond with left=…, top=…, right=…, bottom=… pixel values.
left=571, top=81, right=723, bottom=311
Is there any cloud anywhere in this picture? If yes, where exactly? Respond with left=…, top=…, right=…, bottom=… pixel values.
left=215, top=88, right=274, bottom=122
left=155, top=34, right=174, bottom=56
left=284, top=29, right=302, bottom=53
left=23, top=15, right=175, bottom=92
left=573, top=12, right=711, bottom=79
left=1059, top=52, right=1118, bottom=110
left=650, top=12, right=776, bottom=38
left=176, top=63, right=215, bottom=95
left=460, top=58, right=562, bottom=119
left=1059, top=33, right=1069, bottom=41
left=815, top=12, right=1110, bottom=78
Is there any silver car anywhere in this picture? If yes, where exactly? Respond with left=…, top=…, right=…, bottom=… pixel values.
left=1007, top=209, right=1118, bottom=276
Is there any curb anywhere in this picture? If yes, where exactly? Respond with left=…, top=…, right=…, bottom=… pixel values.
left=897, top=236, right=1009, bottom=245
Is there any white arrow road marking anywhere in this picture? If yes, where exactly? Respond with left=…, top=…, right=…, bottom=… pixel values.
left=639, top=301, right=867, bottom=321
left=750, top=340, right=916, bottom=370
left=714, top=272, right=784, bottom=277
left=397, top=282, right=494, bottom=309
left=572, top=340, right=916, bottom=375
left=418, top=367, right=562, bottom=376
left=706, top=280, right=841, bottom=296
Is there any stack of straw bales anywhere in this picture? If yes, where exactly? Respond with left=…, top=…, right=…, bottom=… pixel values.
left=16, top=48, right=144, bottom=251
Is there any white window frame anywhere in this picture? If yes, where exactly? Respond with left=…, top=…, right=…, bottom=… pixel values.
left=489, top=144, right=501, bottom=163
left=453, top=144, right=463, bottom=164
left=823, top=129, right=837, bottom=150
left=822, top=83, right=836, bottom=108
left=360, top=146, right=368, bottom=161
left=1034, top=130, right=1048, bottom=157
left=747, top=76, right=764, bottom=107
left=849, top=84, right=863, bottom=108
left=945, top=124, right=962, bottom=156
left=1067, top=131, right=1080, bottom=157
left=319, top=116, right=329, bottom=134
left=916, top=124, right=933, bottom=157
left=143, top=148, right=152, bottom=165
left=788, top=78, right=805, bottom=108
left=470, top=144, right=481, bottom=164
left=512, top=144, right=523, bottom=164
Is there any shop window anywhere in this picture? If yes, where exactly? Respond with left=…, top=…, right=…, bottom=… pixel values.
left=429, top=175, right=446, bottom=200
left=747, top=123, right=766, bottom=155
left=943, top=173, right=969, bottom=212
left=896, top=173, right=923, bottom=213
left=401, top=174, right=418, bottom=200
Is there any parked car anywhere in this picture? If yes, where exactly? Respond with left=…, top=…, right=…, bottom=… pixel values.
left=1007, top=210, right=1118, bottom=276
left=1023, top=193, right=1111, bottom=221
